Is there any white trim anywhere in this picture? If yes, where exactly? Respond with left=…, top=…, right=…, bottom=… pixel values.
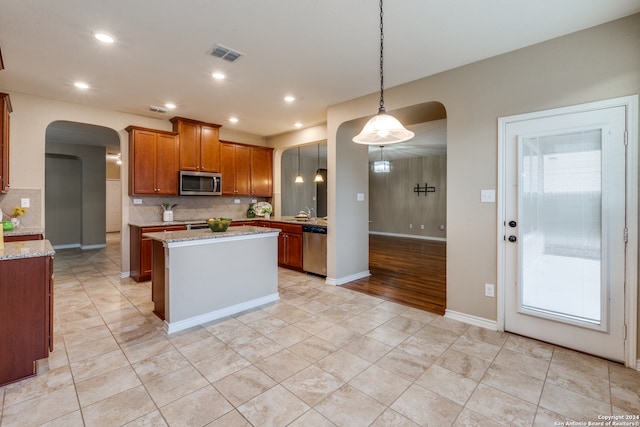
left=369, top=231, right=446, bottom=242
left=120, top=271, right=130, bottom=278
left=636, top=359, right=640, bottom=371
left=326, top=270, right=371, bottom=286
left=445, top=310, right=498, bottom=331
left=497, top=95, right=638, bottom=368
left=164, top=293, right=280, bottom=334
left=81, top=244, right=106, bottom=250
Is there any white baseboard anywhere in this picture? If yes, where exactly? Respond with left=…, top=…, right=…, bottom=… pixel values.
left=120, top=272, right=130, bottom=278
left=52, top=243, right=81, bottom=250
left=326, top=270, right=371, bottom=286
left=164, top=293, right=280, bottom=334
left=81, top=244, right=107, bottom=250
left=369, top=231, right=446, bottom=242
left=636, top=359, right=640, bottom=371
left=445, top=309, right=498, bottom=331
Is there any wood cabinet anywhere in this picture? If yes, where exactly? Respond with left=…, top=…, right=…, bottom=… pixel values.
left=250, top=146, right=273, bottom=197
left=220, top=142, right=251, bottom=195
left=4, top=233, right=44, bottom=242
left=273, top=222, right=303, bottom=271
left=0, top=254, right=53, bottom=386
left=129, top=224, right=186, bottom=282
left=170, top=117, right=221, bottom=173
left=0, top=93, right=12, bottom=193
left=127, top=126, right=179, bottom=196
left=221, top=141, right=273, bottom=197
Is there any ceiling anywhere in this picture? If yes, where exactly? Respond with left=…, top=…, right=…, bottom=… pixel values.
left=1, top=1, right=638, bottom=141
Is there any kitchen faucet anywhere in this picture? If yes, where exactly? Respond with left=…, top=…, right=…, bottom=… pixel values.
left=304, top=207, right=314, bottom=218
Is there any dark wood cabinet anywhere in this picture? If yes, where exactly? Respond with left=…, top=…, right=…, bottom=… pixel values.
left=221, top=142, right=251, bottom=196
left=127, top=126, right=179, bottom=196
left=129, top=224, right=186, bottom=282
left=273, top=222, right=303, bottom=270
left=221, top=142, right=273, bottom=197
left=170, top=117, right=221, bottom=173
left=4, top=234, right=44, bottom=242
left=0, top=93, right=12, bottom=193
left=0, top=254, right=53, bottom=386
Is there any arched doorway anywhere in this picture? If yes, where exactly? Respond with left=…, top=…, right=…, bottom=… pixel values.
left=45, top=121, right=120, bottom=249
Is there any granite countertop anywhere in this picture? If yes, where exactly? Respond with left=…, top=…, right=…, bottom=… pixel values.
left=0, top=239, right=55, bottom=261
left=130, top=216, right=327, bottom=229
left=143, top=225, right=281, bottom=244
left=3, top=226, right=46, bottom=237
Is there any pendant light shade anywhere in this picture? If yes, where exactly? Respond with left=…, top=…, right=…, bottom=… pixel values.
left=353, top=0, right=414, bottom=145
left=294, top=147, right=304, bottom=183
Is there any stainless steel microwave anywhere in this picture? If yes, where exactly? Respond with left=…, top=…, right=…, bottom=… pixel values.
left=179, top=171, right=222, bottom=195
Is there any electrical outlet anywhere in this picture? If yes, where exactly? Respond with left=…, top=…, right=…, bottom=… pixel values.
left=420, top=224, right=424, bottom=229
left=409, top=224, right=413, bottom=229
left=21, top=198, right=30, bottom=208
left=234, top=199, right=241, bottom=204
left=133, top=198, right=143, bottom=205
left=485, top=283, right=495, bottom=297
left=439, top=225, right=445, bottom=231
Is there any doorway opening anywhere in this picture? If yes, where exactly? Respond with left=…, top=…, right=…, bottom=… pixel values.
left=44, top=121, right=120, bottom=249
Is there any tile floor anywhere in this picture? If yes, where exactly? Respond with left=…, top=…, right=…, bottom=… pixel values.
left=1, top=234, right=639, bottom=426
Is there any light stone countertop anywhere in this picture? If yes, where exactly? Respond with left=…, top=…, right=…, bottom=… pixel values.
left=143, top=225, right=281, bottom=244
left=130, top=216, right=327, bottom=229
left=0, top=239, right=55, bottom=261
left=3, top=226, right=46, bottom=237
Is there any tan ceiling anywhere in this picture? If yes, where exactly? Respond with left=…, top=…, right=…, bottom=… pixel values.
left=1, top=1, right=638, bottom=139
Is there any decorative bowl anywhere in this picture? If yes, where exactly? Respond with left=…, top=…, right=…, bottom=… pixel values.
left=207, top=218, right=232, bottom=232
left=2, top=220, right=13, bottom=231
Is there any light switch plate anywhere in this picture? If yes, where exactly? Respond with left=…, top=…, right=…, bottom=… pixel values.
left=21, top=198, right=30, bottom=208
left=357, top=193, right=365, bottom=202
left=481, top=189, right=495, bottom=203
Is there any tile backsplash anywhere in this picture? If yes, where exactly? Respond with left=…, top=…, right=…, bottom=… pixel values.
left=128, top=195, right=271, bottom=224
left=0, top=188, right=41, bottom=228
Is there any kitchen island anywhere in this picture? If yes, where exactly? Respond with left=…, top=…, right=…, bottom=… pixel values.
left=144, top=225, right=280, bottom=334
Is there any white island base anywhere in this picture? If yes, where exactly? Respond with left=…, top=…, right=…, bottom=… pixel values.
left=147, top=226, right=280, bottom=334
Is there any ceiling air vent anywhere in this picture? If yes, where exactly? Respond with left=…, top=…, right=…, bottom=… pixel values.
left=148, top=105, right=168, bottom=113
left=207, top=44, right=244, bottom=63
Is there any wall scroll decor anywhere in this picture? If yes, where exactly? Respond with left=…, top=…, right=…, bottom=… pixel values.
left=414, top=182, right=436, bottom=196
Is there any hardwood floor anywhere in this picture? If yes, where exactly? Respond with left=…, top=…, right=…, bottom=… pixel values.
left=342, top=234, right=446, bottom=315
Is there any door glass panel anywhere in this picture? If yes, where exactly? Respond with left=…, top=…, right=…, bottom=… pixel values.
left=519, top=129, right=603, bottom=326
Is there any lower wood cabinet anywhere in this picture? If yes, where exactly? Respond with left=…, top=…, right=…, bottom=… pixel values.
left=130, top=224, right=186, bottom=282
left=274, top=222, right=303, bottom=271
left=4, top=233, right=44, bottom=242
left=0, top=255, right=53, bottom=386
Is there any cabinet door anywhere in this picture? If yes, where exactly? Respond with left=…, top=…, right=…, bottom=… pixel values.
left=199, top=125, right=220, bottom=172
left=234, top=145, right=251, bottom=196
left=220, top=143, right=237, bottom=195
left=131, top=130, right=157, bottom=195
left=178, top=121, right=200, bottom=171
left=251, top=147, right=273, bottom=196
left=155, top=133, right=179, bottom=195
left=1, top=93, right=11, bottom=193
left=286, top=233, right=303, bottom=269
left=278, top=233, right=287, bottom=265
left=140, top=236, right=154, bottom=278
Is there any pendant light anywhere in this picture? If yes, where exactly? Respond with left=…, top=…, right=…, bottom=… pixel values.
left=353, top=0, right=414, bottom=145
left=294, top=147, right=304, bottom=183
left=314, top=143, right=324, bottom=182
left=371, top=146, right=392, bottom=173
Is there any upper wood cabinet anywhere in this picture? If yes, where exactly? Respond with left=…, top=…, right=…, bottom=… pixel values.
left=170, top=117, right=221, bottom=173
left=221, top=142, right=251, bottom=196
left=127, top=126, right=179, bottom=196
left=250, top=146, right=273, bottom=197
left=0, top=93, right=12, bottom=193
left=220, top=142, right=273, bottom=197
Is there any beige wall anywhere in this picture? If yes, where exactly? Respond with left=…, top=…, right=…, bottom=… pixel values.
left=326, top=14, right=640, bottom=348
left=369, top=155, right=446, bottom=239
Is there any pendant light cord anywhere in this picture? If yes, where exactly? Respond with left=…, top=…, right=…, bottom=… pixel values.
left=378, top=0, right=385, bottom=113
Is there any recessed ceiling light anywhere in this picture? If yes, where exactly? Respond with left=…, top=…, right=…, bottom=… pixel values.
left=165, top=103, right=176, bottom=109
left=212, top=72, right=225, bottom=80
left=294, top=122, right=303, bottom=128
left=74, top=82, right=90, bottom=89
left=94, top=32, right=115, bottom=43
left=229, top=117, right=238, bottom=123
left=284, top=96, right=295, bottom=102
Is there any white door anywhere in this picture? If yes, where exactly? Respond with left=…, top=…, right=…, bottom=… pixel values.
left=499, top=98, right=635, bottom=362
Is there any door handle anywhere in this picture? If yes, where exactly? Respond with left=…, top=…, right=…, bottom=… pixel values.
left=508, top=235, right=517, bottom=242
left=508, top=220, right=517, bottom=228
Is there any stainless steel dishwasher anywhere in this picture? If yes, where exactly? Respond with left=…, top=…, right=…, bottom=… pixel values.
left=302, top=225, right=327, bottom=276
